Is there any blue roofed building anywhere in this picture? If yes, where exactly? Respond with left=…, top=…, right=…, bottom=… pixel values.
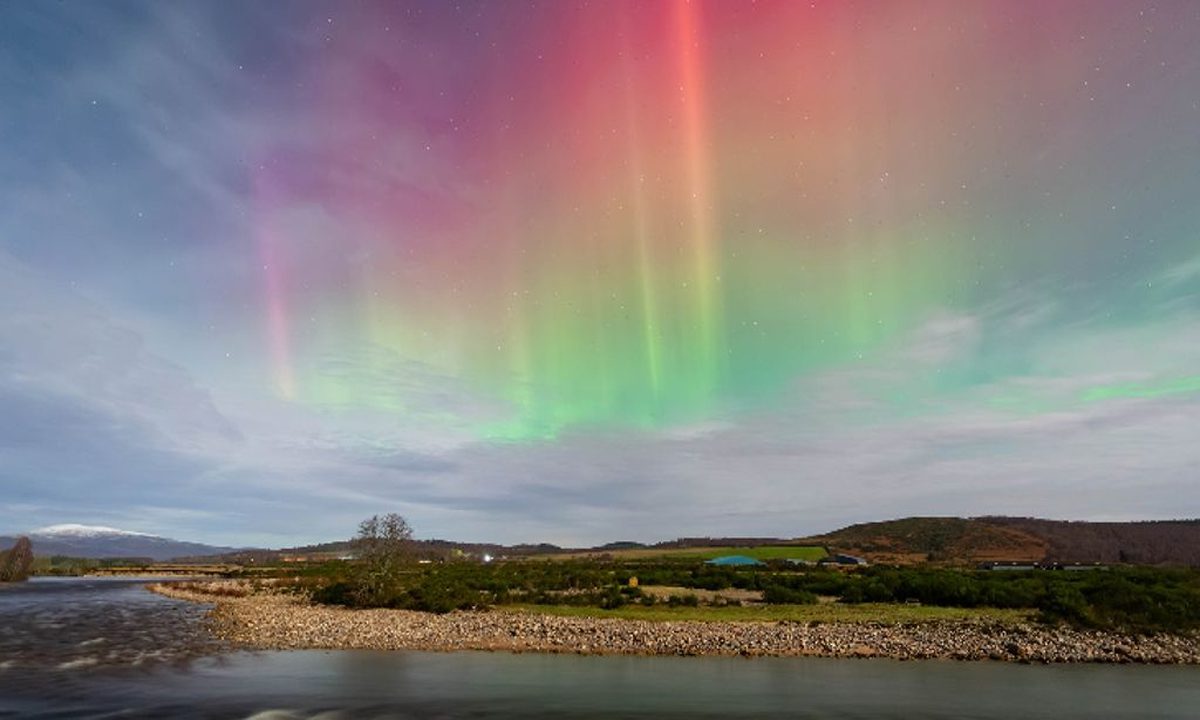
left=705, top=555, right=764, bottom=566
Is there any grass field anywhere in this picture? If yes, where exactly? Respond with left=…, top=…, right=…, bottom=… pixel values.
left=669, top=545, right=828, bottom=561
left=554, top=545, right=828, bottom=561
left=502, top=602, right=1032, bottom=624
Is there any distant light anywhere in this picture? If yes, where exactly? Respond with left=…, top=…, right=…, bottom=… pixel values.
left=482, top=554, right=493, bottom=563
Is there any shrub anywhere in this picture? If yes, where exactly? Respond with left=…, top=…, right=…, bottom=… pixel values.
left=761, top=586, right=818, bottom=604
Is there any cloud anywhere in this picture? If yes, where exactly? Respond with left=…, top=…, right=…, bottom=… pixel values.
left=356, top=450, right=458, bottom=474
left=900, top=310, right=981, bottom=365
left=0, top=3, right=317, bottom=326
left=0, top=253, right=243, bottom=531
left=297, top=344, right=507, bottom=431
left=0, top=254, right=240, bottom=448
left=1162, top=253, right=1200, bottom=288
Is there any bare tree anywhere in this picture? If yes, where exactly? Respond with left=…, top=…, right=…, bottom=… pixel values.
left=353, top=514, right=414, bottom=604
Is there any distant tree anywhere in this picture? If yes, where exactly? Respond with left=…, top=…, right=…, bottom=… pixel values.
left=352, top=514, right=414, bottom=605
left=0, top=537, right=34, bottom=582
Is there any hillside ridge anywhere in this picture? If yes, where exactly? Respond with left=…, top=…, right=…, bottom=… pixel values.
left=801, top=516, right=1200, bottom=566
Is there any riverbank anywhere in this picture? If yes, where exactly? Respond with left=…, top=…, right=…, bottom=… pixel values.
left=147, top=581, right=1200, bottom=663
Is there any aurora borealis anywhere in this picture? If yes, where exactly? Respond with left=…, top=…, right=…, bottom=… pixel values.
left=2, top=1, right=1199, bottom=545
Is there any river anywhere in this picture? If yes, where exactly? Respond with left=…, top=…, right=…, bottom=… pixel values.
left=1, top=577, right=1196, bottom=719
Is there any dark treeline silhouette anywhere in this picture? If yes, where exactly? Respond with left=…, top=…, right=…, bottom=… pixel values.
left=0, top=537, right=34, bottom=582
left=187, top=538, right=566, bottom=565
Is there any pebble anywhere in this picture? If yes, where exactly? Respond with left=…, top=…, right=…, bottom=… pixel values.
left=147, top=583, right=1200, bottom=664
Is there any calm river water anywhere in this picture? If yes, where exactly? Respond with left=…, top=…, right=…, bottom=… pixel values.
left=1, top=577, right=1197, bottom=719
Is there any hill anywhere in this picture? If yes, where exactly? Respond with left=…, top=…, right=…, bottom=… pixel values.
left=804, top=517, right=1049, bottom=565
left=805, top=516, right=1200, bottom=566
left=976, top=517, right=1200, bottom=565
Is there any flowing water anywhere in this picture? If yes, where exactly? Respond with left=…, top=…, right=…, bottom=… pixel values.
left=1, top=577, right=1197, bottom=719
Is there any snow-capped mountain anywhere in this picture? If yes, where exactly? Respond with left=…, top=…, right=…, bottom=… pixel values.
left=0, top=524, right=237, bottom=561
left=32, top=523, right=154, bottom=538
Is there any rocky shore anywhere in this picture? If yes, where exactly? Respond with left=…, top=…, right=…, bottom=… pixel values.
left=148, top=582, right=1200, bottom=664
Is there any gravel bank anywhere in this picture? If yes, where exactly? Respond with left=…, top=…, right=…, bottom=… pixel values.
left=148, top=583, right=1200, bottom=664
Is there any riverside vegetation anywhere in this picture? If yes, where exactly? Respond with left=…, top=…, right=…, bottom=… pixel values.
left=302, top=558, right=1200, bottom=635
left=280, top=515, right=1200, bottom=636
left=143, top=514, right=1200, bottom=663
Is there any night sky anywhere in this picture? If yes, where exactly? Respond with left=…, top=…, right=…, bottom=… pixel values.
left=2, top=1, right=1199, bottom=546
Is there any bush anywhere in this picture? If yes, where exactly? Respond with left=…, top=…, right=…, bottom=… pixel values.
left=599, top=588, right=627, bottom=609
left=762, top=586, right=818, bottom=604
left=401, top=580, right=482, bottom=613
left=311, top=581, right=357, bottom=606
left=1037, top=583, right=1091, bottom=627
